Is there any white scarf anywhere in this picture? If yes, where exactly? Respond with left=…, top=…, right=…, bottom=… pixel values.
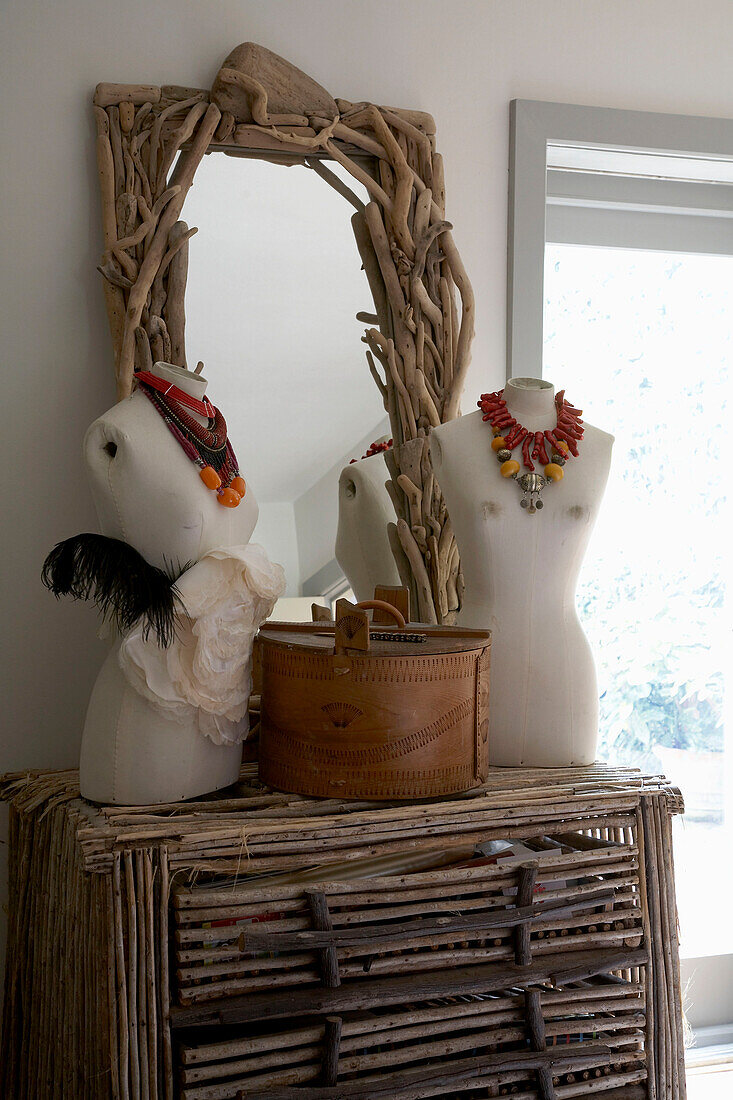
left=118, top=543, right=285, bottom=745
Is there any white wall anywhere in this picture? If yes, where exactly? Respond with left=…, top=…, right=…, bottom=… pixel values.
left=253, top=503, right=300, bottom=596
left=4, top=0, right=733, bottom=990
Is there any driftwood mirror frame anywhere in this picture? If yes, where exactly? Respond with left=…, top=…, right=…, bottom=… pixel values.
left=93, top=43, right=474, bottom=624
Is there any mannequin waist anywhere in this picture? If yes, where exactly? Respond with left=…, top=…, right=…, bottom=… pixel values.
left=457, top=592, right=585, bottom=634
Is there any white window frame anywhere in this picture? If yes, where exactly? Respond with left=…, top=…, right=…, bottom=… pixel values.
left=508, top=98, right=733, bottom=1044
left=508, top=99, right=733, bottom=379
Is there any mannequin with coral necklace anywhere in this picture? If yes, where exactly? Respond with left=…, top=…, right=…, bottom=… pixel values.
left=81, top=362, right=269, bottom=804
left=430, top=377, right=613, bottom=766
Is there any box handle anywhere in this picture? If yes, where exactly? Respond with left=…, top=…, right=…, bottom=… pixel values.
left=354, top=600, right=406, bottom=629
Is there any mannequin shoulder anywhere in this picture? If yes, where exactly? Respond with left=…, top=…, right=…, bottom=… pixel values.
left=340, top=451, right=389, bottom=491
left=429, top=409, right=486, bottom=465
left=580, top=421, right=615, bottom=451
left=83, top=392, right=156, bottom=452
left=432, top=408, right=485, bottom=441
left=570, top=421, right=614, bottom=488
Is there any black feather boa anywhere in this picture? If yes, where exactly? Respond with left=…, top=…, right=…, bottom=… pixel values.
left=41, top=534, right=187, bottom=647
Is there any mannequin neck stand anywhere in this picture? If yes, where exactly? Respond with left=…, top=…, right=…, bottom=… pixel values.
left=148, top=362, right=210, bottom=428
left=503, top=377, right=556, bottom=431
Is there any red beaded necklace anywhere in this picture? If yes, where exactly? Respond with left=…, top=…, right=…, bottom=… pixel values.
left=477, top=388, right=583, bottom=514
left=135, top=370, right=216, bottom=418
left=136, top=374, right=247, bottom=508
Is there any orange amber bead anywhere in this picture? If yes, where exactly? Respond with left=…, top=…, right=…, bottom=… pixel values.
left=500, top=459, right=520, bottom=478
left=217, top=487, right=241, bottom=508
left=230, top=476, right=247, bottom=498
left=544, top=462, right=564, bottom=482
left=555, top=440, right=569, bottom=454
left=491, top=436, right=506, bottom=452
left=200, top=466, right=221, bottom=491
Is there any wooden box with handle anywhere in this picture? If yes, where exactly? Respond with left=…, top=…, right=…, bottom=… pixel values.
left=258, top=588, right=491, bottom=799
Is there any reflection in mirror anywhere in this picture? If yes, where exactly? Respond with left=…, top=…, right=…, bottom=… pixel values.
left=182, top=155, right=389, bottom=598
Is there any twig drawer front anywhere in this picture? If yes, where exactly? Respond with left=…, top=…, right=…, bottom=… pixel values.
left=175, top=975, right=647, bottom=1098
left=171, top=830, right=642, bottom=1009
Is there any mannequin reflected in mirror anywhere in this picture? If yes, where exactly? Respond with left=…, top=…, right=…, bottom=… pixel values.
left=81, top=362, right=278, bottom=804
left=336, top=450, right=401, bottom=602
left=430, top=377, right=613, bottom=767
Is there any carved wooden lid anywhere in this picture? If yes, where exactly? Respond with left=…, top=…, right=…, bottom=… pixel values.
left=258, top=621, right=491, bottom=657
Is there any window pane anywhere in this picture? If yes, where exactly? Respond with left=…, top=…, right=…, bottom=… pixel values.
left=543, top=244, right=733, bottom=958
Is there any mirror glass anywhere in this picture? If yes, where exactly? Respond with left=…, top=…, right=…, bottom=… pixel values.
left=182, top=155, right=388, bottom=596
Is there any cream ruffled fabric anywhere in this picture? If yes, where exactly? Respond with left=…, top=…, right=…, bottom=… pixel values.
left=118, top=543, right=286, bottom=745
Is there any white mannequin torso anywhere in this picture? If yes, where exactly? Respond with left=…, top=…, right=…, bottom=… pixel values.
left=81, top=362, right=259, bottom=803
left=430, top=378, right=613, bottom=766
left=336, top=452, right=401, bottom=602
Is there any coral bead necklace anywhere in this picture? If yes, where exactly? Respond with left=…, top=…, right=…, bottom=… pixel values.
left=136, top=373, right=247, bottom=508
left=477, top=388, right=583, bottom=514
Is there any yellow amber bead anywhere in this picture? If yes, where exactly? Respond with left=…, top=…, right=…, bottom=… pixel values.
left=217, top=487, right=241, bottom=508
left=544, top=462, right=564, bottom=482
left=500, top=459, right=520, bottom=478
left=491, top=436, right=506, bottom=452
left=199, top=465, right=221, bottom=490
left=555, top=439, right=569, bottom=454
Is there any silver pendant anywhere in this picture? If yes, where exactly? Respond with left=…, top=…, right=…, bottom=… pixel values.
left=517, top=472, right=546, bottom=514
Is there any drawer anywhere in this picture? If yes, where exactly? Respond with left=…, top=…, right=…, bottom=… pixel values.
left=171, top=829, right=643, bottom=1008
left=175, top=974, right=647, bottom=1098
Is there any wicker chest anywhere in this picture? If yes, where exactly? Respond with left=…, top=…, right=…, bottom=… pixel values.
left=0, top=765, right=686, bottom=1099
